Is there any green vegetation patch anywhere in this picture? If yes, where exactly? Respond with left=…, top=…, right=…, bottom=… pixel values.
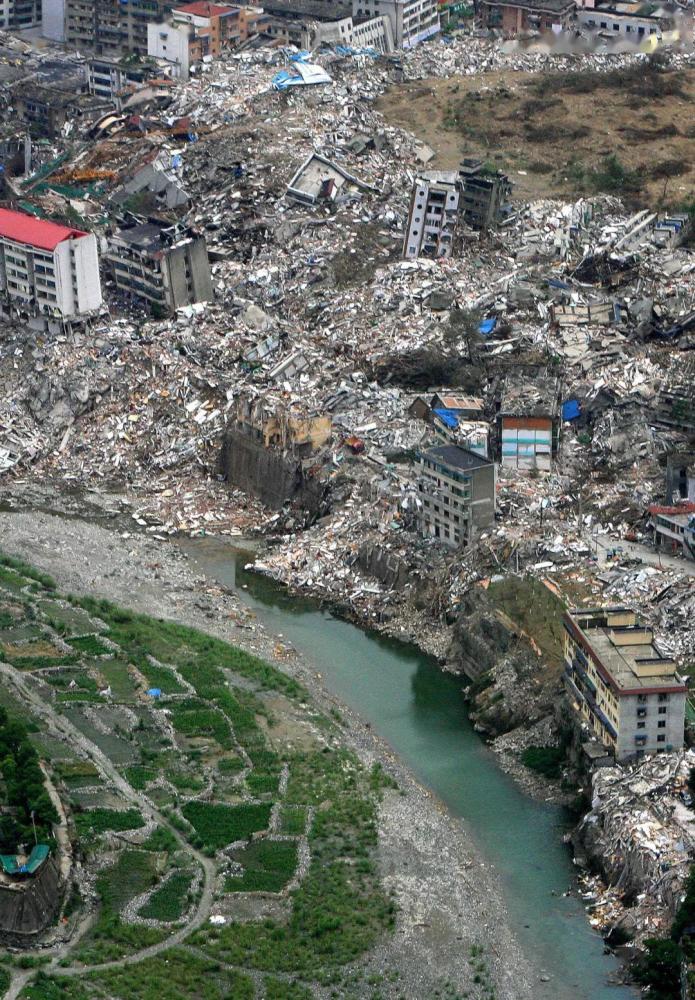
left=170, top=700, right=232, bottom=750
left=520, top=745, right=565, bottom=779
left=278, top=806, right=307, bottom=836
left=71, top=849, right=166, bottom=965
left=85, top=949, right=254, bottom=1000
left=264, top=978, right=314, bottom=1000
left=22, top=973, right=90, bottom=1000
left=0, top=705, right=59, bottom=851
left=73, top=596, right=305, bottom=699
left=141, top=826, right=179, bottom=853
left=138, top=661, right=186, bottom=695
left=486, top=574, right=565, bottom=669
left=225, top=840, right=298, bottom=893
left=68, top=634, right=111, bottom=656
left=55, top=760, right=100, bottom=787
left=124, top=765, right=156, bottom=791
left=74, top=807, right=145, bottom=838
left=138, top=869, right=194, bottom=921
left=181, top=801, right=272, bottom=851
left=96, top=658, right=138, bottom=701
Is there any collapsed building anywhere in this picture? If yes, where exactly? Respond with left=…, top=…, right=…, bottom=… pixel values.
left=106, top=220, right=213, bottom=315
left=0, top=845, right=61, bottom=945
left=220, top=393, right=333, bottom=513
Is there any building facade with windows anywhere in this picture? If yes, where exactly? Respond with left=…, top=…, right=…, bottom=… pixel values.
left=0, top=208, right=103, bottom=323
left=106, top=220, right=213, bottom=315
left=416, top=444, right=495, bottom=548
left=563, top=607, right=686, bottom=761
left=353, top=0, right=439, bottom=46
left=403, top=172, right=459, bottom=260
left=0, top=0, right=41, bottom=30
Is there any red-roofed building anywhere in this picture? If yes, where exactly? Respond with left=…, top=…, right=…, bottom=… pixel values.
left=0, top=208, right=102, bottom=323
left=148, top=1, right=267, bottom=73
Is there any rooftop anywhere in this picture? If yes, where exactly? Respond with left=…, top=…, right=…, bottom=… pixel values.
left=174, top=1, right=238, bottom=15
left=500, top=376, right=559, bottom=417
left=0, top=208, right=87, bottom=251
left=421, top=444, right=493, bottom=471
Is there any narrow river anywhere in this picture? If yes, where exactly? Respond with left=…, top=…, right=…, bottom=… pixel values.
left=182, top=537, right=636, bottom=1000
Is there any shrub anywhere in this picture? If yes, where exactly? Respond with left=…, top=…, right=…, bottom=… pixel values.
left=181, top=802, right=272, bottom=850
left=520, top=745, right=565, bottom=780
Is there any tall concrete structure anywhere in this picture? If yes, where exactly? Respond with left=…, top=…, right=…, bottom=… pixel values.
left=106, top=220, right=213, bottom=315
left=564, top=607, right=686, bottom=761
left=65, top=0, right=176, bottom=55
left=416, top=444, right=496, bottom=548
left=0, top=0, right=41, bottom=30
left=353, top=0, right=439, bottom=46
left=403, top=172, right=459, bottom=259
left=41, top=0, right=65, bottom=39
left=0, top=208, right=103, bottom=323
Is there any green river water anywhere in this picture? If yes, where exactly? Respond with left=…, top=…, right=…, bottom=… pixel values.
left=183, top=538, right=637, bottom=1000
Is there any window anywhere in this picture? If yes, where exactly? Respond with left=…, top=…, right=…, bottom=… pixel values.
left=658, top=694, right=669, bottom=703
left=613, top=22, right=619, bottom=29
left=658, top=721, right=666, bottom=729
left=600, top=21, right=607, bottom=27
left=657, top=735, right=666, bottom=743
left=637, top=722, right=645, bottom=730
left=638, top=694, right=647, bottom=704
left=658, top=707, right=667, bottom=715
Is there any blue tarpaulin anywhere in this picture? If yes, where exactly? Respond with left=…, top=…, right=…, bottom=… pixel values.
left=562, top=399, right=581, bottom=421
left=146, top=688, right=162, bottom=699
left=272, top=61, right=332, bottom=90
left=433, top=408, right=459, bottom=429
left=479, top=318, right=497, bottom=336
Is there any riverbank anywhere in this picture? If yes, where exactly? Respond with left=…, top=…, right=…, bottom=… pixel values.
left=0, top=507, right=551, bottom=1000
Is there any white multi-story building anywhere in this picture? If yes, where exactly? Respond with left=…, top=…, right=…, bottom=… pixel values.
left=353, top=0, right=439, bottom=47
left=404, top=172, right=459, bottom=259
left=0, top=208, right=103, bottom=323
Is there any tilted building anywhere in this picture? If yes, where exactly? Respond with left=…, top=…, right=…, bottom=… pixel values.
left=564, top=607, right=686, bottom=760
left=106, top=220, right=213, bottom=315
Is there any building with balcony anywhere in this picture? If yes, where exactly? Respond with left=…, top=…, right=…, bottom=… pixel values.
left=649, top=503, right=695, bottom=562
left=563, top=607, right=686, bottom=761
left=404, top=172, right=460, bottom=260
left=416, top=444, right=495, bottom=548
left=478, top=0, right=575, bottom=34
left=1, top=0, right=41, bottom=30
left=0, top=208, right=103, bottom=324
left=64, top=0, right=177, bottom=56
left=106, top=220, right=213, bottom=315
left=86, top=56, right=166, bottom=103
left=354, top=0, right=439, bottom=46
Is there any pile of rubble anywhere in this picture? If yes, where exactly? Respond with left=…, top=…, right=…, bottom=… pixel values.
left=576, top=750, right=695, bottom=944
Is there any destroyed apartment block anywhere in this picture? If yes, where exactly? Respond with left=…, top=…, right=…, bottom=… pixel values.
left=654, top=357, right=695, bottom=434
left=117, top=148, right=189, bottom=210
left=498, top=377, right=559, bottom=473
left=0, top=207, right=103, bottom=329
left=286, top=153, right=380, bottom=206
left=220, top=393, right=333, bottom=512
left=404, top=161, right=514, bottom=259
left=0, top=845, right=62, bottom=945
left=106, top=219, right=213, bottom=315
left=564, top=607, right=686, bottom=761
left=416, top=443, right=495, bottom=548
left=479, top=0, right=575, bottom=33
left=403, top=171, right=460, bottom=260
left=666, top=452, right=695, bottom=505
left=649, top=502, right=695, bottom=562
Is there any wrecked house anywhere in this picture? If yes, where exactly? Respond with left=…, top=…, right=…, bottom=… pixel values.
left=221, top=393, right=333, bottom=511
left=479, top=0, right=575, bottom=32
left=649, top=503, right=695, bottom=561
left=286, top=153, right=379, bottom=206
left=118, top=149, right=189, bottom=209
left=564, top=607, right=687, bottom=761
left=459, top=159, right=514, bottom=231
left=0, top=208, right=103, bottom=325
left=0, top=846, right=62, bottom=945
left=403, top=171, right=460, bottom=260
left=666, top=452, right=695, bottom=504
left=416, top=443, right=496, bottom=548
left=655, top=357, right=695, bottom=434
left=106, top=219, right=212, bottom=315
left=498, top=377, right=559, bottom=472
